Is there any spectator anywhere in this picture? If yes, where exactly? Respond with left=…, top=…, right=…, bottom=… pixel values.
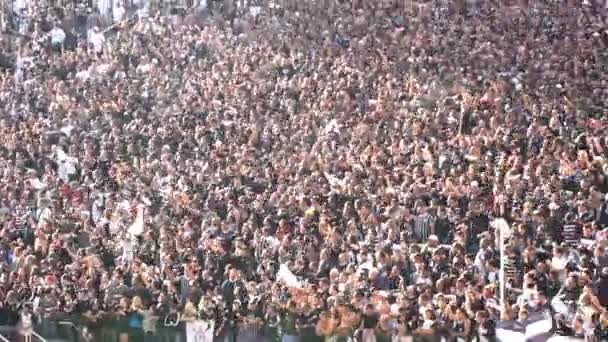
left=1, top=0, right=608, bottom=341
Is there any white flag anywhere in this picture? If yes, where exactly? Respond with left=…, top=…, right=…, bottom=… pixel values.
left=493, top=218, right=512, bottom=240
left=129, top=205, right=145, bottom=236
left=55, top=147, right=78, bottom=183
left=276, top=264, right=302, bottom=288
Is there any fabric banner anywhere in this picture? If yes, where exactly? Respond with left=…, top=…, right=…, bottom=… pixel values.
left=276, top=264, right=302, bottom=288
left=186, top=320, right=214, bottom=342
left=129, top=204, right=145, bottom=236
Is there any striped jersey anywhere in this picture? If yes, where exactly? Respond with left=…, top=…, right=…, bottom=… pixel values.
left=562, top=224, right=581, bottom=248
left=503, top=253, right=522, bottom=286
left=414, top=213, right=435, bottom=242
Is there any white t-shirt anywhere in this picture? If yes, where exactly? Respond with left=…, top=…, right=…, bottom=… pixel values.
left=50, top=27, right=66, bottom=45
left=13, top=0, right=28, bottom=12
left=97, top=0, right=112, bottom=17
left=113, top=5, right=126, bottom=23
left=75, top=69, right=91, bottom=81
left=97, top=63, right=113, bottom=75
left=137, top=63, right=153, bottom=74
left=422, top=320, right=435, bottom=329
left=88, top=31, right=105, bottom=53
left=137, top=6, right=149, bottom=19
left=21, top=312, right=33, bottom=331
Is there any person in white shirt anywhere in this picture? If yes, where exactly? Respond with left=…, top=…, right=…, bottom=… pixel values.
left=14, top=54, right=33, bottom=83
left=12, top=0, right=28, bottom=13
left=49, top=23, right=66, bottom=51
left=113, top=0, right=126, bottom=23
left=16, top=8, right=30, bottom=35
left=13, top=0, right=28, bottom=32
left=19, top=306, right=33, bottom=342
left=88, top=27, right=105, bottom=55
left=136, top=2, right=150, bottom=20
left=97, top=0, right=112, bottom=21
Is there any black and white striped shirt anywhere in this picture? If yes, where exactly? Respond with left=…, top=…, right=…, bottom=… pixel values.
left=414, top=213, right=435, bottom=242
left=562, top=224, right=581, bottom=248
left=504, top=253, right=522, bottom=286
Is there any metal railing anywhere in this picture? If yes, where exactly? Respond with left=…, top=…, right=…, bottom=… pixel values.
left=30, top=316, right=380, bottom=342
left=31, top=330, right=47, bottom=342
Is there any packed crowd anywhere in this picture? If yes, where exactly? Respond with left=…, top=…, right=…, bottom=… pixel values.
left=0, top=0, right=607, bottom=341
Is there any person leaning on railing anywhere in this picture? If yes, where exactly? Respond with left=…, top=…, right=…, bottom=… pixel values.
left=315, top=309, right=339, bottom=342
left=278, top=300, right=300, bottom=342
left=593, top=311, right=608, bottom=340
left=297, top=301, right=322, bottom=342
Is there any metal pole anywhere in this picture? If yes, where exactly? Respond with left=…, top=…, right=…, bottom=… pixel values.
left=499, top=223, right=505, bottom=307
left=0, top=0, right=5, bottom=31
left=494, top=218, right=508, bottom=308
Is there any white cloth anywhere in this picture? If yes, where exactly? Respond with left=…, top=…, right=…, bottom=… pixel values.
left=276, top=264, right=301, bottom=288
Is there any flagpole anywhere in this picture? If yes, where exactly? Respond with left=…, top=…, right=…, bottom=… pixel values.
left=499, top=222, right=505, bottom=307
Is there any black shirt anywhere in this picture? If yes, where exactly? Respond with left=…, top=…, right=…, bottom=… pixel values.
left=362, top=313, right=379, bottom=329
left=221, top=280, right=236, bottom=307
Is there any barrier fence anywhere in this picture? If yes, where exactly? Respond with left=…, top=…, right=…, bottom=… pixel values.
left=19, top=315, right=430, bottom=342
left=37, top=317, right=187, bottom=342
left=33, top=316, right=295, bottom=342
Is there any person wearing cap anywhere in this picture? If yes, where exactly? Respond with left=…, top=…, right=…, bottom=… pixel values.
left=2, top=0, right=608, bottom=341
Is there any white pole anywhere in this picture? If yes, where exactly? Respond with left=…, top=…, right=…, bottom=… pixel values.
left=0, top=2, right=3, bottom=32
left=499, top=223, right=505, bottom=306
left=494, top=218, right=509, bottom=308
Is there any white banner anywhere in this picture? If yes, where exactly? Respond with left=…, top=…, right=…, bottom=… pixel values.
left=186, top=320, right=214, bottom=342
left=129, top=204, right=145, bottom=236
left=546, top=337, right=584, bottom=342
left=276, top=263, right=302, bottom=288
